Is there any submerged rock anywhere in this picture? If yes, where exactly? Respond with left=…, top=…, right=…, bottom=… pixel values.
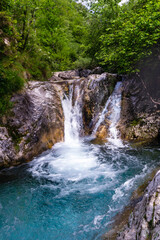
left=0, top=81, right=64, bottom=169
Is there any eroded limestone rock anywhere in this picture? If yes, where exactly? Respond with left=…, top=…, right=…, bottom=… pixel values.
left=0, top=81, right=64, bottom=169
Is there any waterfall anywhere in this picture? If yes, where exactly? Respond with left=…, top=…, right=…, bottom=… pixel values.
left=61, top=83, right=83, bottom=144
left=107, top=82, right=123, bottom=147
left=92, top=95, right=112, bottom=135
left=60, top=79, right=123, bottom=147
left=92, top=82, right=123, bottom=146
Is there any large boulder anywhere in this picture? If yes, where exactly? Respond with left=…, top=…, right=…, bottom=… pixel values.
left=119, top=74, right=160, bottom=143
left=0, top=81, right=64, bottom=169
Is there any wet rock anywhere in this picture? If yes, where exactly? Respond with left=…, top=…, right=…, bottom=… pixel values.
left=51, top=71, right=120, bottom=139
left=83, top=73, right=120, bottom=136
left=116, top=170, right=160, bottom=240
left=0, top=81, right=64, bottom=169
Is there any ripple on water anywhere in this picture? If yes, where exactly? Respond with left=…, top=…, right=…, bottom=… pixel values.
left=0, top=142, right=160, bottom=240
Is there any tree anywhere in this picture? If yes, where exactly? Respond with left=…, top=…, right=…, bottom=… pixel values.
left=89, top=0, right=160, bottom=73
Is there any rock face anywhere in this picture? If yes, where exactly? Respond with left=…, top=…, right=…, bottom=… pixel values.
left=0, top=81, right=64, bottom=169
left=0, top=69, right=120, bottom=169
left=51, top=70, right=120, bottom=138
left=83, top=73, right=120, bottom=136
left=120, top=74, right=160, bottom=142
left=116, top=170, right=160, bottom=240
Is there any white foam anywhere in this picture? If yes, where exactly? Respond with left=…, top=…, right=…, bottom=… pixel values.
left=112, top=164, right=149, bottom=201
left=61, top=84, right=83, bottom=144
left=29, top=140, right=118, bottom=197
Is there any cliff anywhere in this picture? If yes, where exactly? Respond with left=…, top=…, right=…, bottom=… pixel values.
left=120, top=75, right=160, bottom=143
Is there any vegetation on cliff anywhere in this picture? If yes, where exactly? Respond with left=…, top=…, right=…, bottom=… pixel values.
left=0, top=0, right=159, bottom=114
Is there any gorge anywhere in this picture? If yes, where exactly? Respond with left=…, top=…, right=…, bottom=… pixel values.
left=0, top=70, right=160, bottom=239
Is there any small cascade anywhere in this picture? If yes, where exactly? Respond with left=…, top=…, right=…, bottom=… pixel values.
left=92, top=82, right=123, bottom=146
left=92, top=95, right=112, bottom=135
left=107, top=82, right=123, bottom=147
left=61, top=83, right=83, bottom=144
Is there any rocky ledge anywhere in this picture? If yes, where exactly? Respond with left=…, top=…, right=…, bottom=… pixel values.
left=51, top=68, right=121, bottom=137
left=0, top=81, right=64, bottom=169
left=104, top=170, right=160, bottom=240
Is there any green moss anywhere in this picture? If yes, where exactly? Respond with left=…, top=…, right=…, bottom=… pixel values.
left=130, top=119, right=140, bottom=126
left=108, top=76, right=118, bottom=95
left=7, top=126, right=22, bottom=153
left=25, top=137, right=31, bottom=144
left=130, top=118, right=145, bottom=127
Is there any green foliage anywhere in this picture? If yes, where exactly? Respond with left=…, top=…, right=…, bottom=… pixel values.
left=0, top=12, right=19, bottom=59
left=1, top=0, right=160, bottom=114
left=0, top=12, right=24, bottom=114
left=73, top=56, right=92, bottom=69
left=85, top=0, right=121, bottom=65
left=0, top=64, right=24, bottom=115
left=0, top=0, right=88, bottom=114
left=89, top=0, right=160, bottom=73
left=6, top=0, right=88, bottom=71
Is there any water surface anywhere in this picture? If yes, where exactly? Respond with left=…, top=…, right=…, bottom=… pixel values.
left=0, top=142, right=160, bottom=240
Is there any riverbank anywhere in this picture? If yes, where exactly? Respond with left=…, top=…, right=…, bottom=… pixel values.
left=103, top=167, right=160, bottom=239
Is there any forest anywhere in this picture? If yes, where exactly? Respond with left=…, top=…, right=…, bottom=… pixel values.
left=0, top=0, right=160, bottom=114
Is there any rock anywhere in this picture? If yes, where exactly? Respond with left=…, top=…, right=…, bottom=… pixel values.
left=54, top=70, right=80, bottom=79
left=0, top=70, right=121, bottom=169
left=0, top=127, right=16, bottom=168
left=51, top=71, right=120, bottom=139
left=0, top=81, right=64, bottom=169
left=83, top=73, right=120, bottom=136
left=116, top=170, right=160, bottom=240
left=79, top=69, right=91, bottom=77
left=91, top=67, right=104, bottom=74
left=119, top=74, right=160, bottom=143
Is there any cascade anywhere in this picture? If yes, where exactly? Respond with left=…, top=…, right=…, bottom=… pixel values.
left=92, top=82, right=123, bottom=146
left=107, top=82, right=123, bottom=146
left=61, top=83, right=83, bottom=144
